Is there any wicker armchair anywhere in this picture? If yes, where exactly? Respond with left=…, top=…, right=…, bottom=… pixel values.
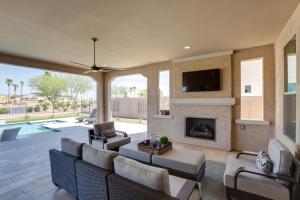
left=88, top=121, right=130, bottom=151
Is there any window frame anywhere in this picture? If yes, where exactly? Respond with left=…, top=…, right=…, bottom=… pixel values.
left=158, top=70, right=170, bottom=114
left=239, top=57, right=265, bottom=121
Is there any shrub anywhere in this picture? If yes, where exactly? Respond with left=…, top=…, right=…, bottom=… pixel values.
left=71, top=103, right=79, bottom=110
left=27, top=107, right=33, bottom=113
left=81, top=103, right=88, bottom=108
left=160, top=136, right=169, bottom=145
left=0, top=108, right=9, bottom=114
left=42, top=104, right=49, bottom=111
left=58, top=101, right=65, bottom=108
left=34, top=106, right=41, bottom=112
left=66, top=102, right=71, bottom=108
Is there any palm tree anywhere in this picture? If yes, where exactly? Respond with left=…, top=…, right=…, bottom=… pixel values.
left=129, top=86, right=137, bottom=97
left=5, top=79, right=13, bottom=103
left=20, top=81, right=24, bottom=96
left=12, top=84, right=18, bottom=98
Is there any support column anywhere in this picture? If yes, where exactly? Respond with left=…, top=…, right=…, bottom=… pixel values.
left=96, top=81, right=101, bottom=123
left=91, top=73, right=104, bottom=123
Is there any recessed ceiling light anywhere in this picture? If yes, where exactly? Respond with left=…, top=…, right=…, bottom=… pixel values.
left=184, top=46, right=191, bottom=49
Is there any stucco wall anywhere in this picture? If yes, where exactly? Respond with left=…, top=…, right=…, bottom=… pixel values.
left=274, top=3, right=300, bottom=157
left=232, top=45, right=275, bottom=151
left=173, top=55, right=232, bottom=98
left=104, top=45, right=276, bottom=151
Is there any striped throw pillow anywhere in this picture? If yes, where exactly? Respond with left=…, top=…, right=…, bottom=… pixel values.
left=256, top=151, right=273, bottom=173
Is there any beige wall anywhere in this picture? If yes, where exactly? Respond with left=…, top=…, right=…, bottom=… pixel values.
left=274, top=3, right=300, bottom=158
left=173, top=55, right=232, bottom=98
left=104, top=45, right=275, bottom=151
left=232, top=45, right=275, bottom=151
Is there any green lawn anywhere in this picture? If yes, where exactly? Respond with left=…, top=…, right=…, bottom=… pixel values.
left=6, top=114, right=80, bottom=124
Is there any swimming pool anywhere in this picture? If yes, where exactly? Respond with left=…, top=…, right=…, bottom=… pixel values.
left=0, top=120, right=62, bottom=140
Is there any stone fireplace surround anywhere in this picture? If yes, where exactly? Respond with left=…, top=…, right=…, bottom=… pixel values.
left=170, top=98, right=235, bottom=151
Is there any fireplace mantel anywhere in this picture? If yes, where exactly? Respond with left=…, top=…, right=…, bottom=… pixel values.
left=170, top=98, right=235, bottom=106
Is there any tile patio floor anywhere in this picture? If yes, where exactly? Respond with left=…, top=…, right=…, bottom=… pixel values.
left=0, top=124, right=147, bottom=200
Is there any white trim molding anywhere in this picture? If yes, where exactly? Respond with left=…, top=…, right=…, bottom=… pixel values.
left=235, top=119, right=270, bottom=126
left=170, top=98, right=235, bottom=106
left=153, top=115, right=173, bottom=119
left=172, top=50, right=233, bottom=63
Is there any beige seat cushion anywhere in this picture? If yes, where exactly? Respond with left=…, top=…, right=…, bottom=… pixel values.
left=105, top=136, right=131, bottom=150
left=92, top=135, right=131, bottom=150
left=152, top=148, right=205, bottom=174
left=114, top=156, right=171, bottom=195
left=119, top=142, right=152, bottom=163
left=224, top=155, right=289, bottom=200
left=82, top=144, right=118, bottom=170
left=169, top=175, right=201, bottom=200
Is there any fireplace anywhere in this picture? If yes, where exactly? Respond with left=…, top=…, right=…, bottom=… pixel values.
left=185, top=117, right=216, bottom=140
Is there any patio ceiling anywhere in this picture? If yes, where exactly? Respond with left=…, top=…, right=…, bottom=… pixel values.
left=0, top=0, right=299, bottom=69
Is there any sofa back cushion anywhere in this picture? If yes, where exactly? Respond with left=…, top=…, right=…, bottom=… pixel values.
left=94, top=122, right=114, bottom=136
left=61, top=138, right=83, bottom=157
left=268, top=139, right=293, bottom=175
left=82, top=144, right=118, bottom=170
left=113, top=156, right=171, bottom=195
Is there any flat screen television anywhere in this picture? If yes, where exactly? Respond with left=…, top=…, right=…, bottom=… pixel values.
left=182, top=69, right=221, bottom=92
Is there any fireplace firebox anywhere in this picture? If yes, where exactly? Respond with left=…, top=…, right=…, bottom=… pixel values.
left=185, top=117, right=216, bottom=140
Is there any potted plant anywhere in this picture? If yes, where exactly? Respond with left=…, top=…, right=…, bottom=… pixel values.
left=159, top=136, right=169, bottom=147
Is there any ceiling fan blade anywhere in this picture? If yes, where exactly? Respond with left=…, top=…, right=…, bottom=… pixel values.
left=69, top=61, right=91, bottom=69
left=83, top=70, right=91, bottom=74
left=100, top=67, right=125, bottom=71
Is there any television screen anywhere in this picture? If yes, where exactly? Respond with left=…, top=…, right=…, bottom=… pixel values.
left=182, top=69, right=221, bottom=92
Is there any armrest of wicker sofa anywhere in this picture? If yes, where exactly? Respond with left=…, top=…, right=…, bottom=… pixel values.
left=75, top=160, right=112, bottom=200
left=49, top=149, right=80, bottom=198
left=236, top=151, right=259, bottom=158
left=234, top=167, right=296, bottom=189
left=176, top=180, right=200, bottom=200
left=115, top=130, right=128, bottom=137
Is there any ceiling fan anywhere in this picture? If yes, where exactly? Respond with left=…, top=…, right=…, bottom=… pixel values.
left=69, top=37, right=124, bottom=74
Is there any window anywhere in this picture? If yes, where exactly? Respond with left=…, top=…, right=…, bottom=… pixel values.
left=240, top=58, right=264, bottom=120
left=159, top=70, right=170, bottom=113
left=284, top=35, right=297, bottom=141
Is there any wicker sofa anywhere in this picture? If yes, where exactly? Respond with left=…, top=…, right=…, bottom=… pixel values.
left=49, top=138, right=202, bottom=200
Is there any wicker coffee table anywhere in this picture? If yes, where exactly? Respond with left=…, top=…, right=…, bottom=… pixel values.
left=119, top=141, right=206, bottom=182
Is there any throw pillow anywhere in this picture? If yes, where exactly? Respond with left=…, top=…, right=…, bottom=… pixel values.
left=256, top=151, right=273, bottom=173
left=102, top=128, right=117, bottom=138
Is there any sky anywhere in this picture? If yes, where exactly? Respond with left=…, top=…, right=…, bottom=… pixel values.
left=0, top=63, right=96, bottom=98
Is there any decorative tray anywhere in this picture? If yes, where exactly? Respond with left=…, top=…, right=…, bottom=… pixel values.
left=137, top=139, right=172, bottom=155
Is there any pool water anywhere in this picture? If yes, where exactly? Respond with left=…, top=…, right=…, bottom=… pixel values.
left=0, top=120, right=62, bottom=140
